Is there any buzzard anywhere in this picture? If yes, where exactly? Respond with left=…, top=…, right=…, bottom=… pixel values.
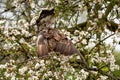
left=36, top=9, right=88, bottom=68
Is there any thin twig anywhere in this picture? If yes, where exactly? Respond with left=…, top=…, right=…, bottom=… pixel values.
left=89, top=33, right=115, bottom=54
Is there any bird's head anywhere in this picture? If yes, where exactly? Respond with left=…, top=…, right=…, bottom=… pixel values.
left=36, top=9, right=55, bottom=29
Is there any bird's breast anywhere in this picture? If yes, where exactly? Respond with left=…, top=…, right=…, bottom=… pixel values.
left=37, top=43, right=48, bottom=57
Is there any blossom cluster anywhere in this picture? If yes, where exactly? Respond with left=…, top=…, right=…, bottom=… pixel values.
left=0, top=51, right=119, bottom=80
left=0, top=0, right=120, bottom=80
left=0, top=54, right=89, bottom=80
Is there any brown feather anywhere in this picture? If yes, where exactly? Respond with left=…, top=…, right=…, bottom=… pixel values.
left=37, top=28, right=80, bottom=56
left=37, top=35, right=48, bottom=57
left=37, top=43, right=48, bottom=57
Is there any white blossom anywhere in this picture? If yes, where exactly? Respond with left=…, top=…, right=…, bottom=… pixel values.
left=30, top=3, right=36, bottom=9
left=76, top=55, right=81, bottom=59
left=72, top=36, right=79, bottom=44
left=11, top=75, right=16, bottom=80
left=21, top=29, right=30, bottom=37
left=79, top=69, right=89, bottom=79
left=19, top=38, right=25, bottom=44
left=40, top=60, right=45, bottom=66
left=4, top=72, right=15, bottom=78
left=35, top=63, right=40, bottom=69
left=28, top=76, right=39, bottom=80
left=68, top=76, right=73, bottom=80
left=3, top=43, right=12, bottom=50
left=0, top=64, right=6, bottom=69
left=97, top=75, right=108, bottom=80
left=110, top=63, right=119, bottom=71
left=81, top=39, right=87, bottom=44
left=19, top=66, right=28, bottom=75
left=79, top=31, right=86, bottom=36
left=106, top=50, right=112, bottom=53
left=28, top=70, right=34, bottom=76
left=38, top=0, right=45, bottom=6
left=90, top=71, right=98, bottom=76
left=4, top=72, right=10, bottom=78
left=11, top=29, right=21, bottom=35
left=98, top=10, right=103, bottom=18
left=55, top=0, right=60, bottom=4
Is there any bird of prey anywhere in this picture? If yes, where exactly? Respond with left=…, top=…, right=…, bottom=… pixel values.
left=36, top=9, right=88, bottom=68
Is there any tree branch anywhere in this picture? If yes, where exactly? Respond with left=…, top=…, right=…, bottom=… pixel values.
left=89, top=33, right=115, bottom=54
